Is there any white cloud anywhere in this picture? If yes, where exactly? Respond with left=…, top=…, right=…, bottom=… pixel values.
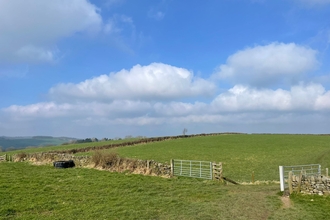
left=0, top=0, right=102, bottom=63
left=212, top=85, right=291, bottom=111
left=215, top=42, right=318, bottom=87
left=3, top=101, right=152, bottom=119
left=49, top=63, right=216, bottom=101
left=211, top=83, right=329, bottom=112
left=15, top=45, right=58, bottom=63
left=4, top=81, right=330, bottom=137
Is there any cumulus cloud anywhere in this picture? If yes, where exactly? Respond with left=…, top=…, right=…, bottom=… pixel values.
left=0, top=0, right=102, bottom=63
left=49, top=63, right=216, bottom=101
left=211, top=83, right=330, bottom=112
left=215, top=42, right=318, bottom=87
left=3, top=100, right=152, bottom=119
left=4, top=82, right=330, bottom=128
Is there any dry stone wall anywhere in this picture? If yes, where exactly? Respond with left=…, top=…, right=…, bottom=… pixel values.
left=290, top=174, right=330, bottom=196
left=47, top=132, right=244, bottom=154
left=14, top=153, right=172, bottom=177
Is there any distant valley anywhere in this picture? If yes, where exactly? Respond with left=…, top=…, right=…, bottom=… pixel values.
left=0, top=136, right=77, bottom=151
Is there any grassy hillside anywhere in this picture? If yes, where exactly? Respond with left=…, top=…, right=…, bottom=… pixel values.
left=4, top=134, right=330, bottom=182
left=2, top=134, right=330, bottom=219
left=92, top=134, right=330, bottom=182
left=1, top=162, right=330, bottom=220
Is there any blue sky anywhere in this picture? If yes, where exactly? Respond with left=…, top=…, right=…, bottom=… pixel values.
left=0, top=0, right=330, bottom=138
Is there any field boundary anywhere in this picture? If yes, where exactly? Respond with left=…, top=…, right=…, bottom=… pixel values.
left=0, top=154, right=6, bottom=161
left=171, top=159, right=213, bottom=179
left=279, top=164, right=321, bottom=191
left=171, top=159, right=223, bottom=181
left=44, top=132, right=245, bottom=155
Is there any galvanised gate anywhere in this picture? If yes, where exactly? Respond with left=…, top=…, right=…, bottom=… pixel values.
left=172, top=159, right=213, bottom=180
left=279, top=164, right=321, bottom=191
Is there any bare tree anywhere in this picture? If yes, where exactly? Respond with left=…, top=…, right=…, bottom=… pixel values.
left=182, top=128, right=188, bottom=135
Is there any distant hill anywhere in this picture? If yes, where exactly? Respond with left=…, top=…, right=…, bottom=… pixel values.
left=0, top=136, right=77, bottom=151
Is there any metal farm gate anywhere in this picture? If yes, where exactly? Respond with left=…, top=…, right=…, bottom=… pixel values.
left=172, top=159, right=213, bottom=180
left=279, top=164, right=321, bottom=191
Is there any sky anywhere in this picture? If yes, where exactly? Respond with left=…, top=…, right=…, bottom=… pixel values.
left=0, top=0, right=330, bottom=138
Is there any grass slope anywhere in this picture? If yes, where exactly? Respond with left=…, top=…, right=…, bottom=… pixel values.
left=4, top=134, right=330, bottom=182
left=96, top=134, right=330, bottom=182
left=1, top=163, right=330, bottom=220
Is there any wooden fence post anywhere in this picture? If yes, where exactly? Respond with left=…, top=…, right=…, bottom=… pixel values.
left=297, top=171, right=302, bottom=193
left=219, top=162, right=223, bottom=181
left=325, top=168, right=328, bottom=177
left=288, top=171, right=293, bottom=195
left=212, top=162, right=223, bottom=182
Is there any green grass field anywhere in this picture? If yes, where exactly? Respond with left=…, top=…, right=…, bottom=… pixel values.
left=2, top=134, right=330, bottom=219
left=1, top=162, right=330, bottom=220
left=78, top=134, right=330, bottom=182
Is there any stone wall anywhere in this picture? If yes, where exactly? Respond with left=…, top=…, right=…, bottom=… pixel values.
left=46, top=132, right=244, bottom=154
left=0, top=155, right=6, bottom=161
left=14, top=153, right=172, bottom=177
left=290, top=174, right=330, bottom=195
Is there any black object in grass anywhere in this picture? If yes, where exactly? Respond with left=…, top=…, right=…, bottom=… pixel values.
left=53, top=160, right=75, bottom=168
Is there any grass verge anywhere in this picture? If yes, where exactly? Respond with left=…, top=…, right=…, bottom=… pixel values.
left=1, top=162, right=330, bottom=219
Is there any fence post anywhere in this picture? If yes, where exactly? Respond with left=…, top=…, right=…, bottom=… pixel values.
left=279, top=166, right=284, bottom=192
left=212, top=162, right=223, bottom=182
left=190, top=161, right=192, bottom=176
left=170, top=159, right=174, bottom=176
left=288, top=171, right=293, bottom=194
left=297, top=171, right=302, bottom=193
left=219, top=162, right=223, bottom=181
left=318, top=165, right=321, bottom=175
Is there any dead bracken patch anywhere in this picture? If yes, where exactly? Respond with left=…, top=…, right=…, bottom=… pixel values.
left=240, top=180, right=280, bottom=185
left=281, top=196, right=292, bottom=209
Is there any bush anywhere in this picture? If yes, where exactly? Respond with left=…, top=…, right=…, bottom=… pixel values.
left=16, top=152, right=27, bottom=161
left=92, top=151, right=119, bottom=168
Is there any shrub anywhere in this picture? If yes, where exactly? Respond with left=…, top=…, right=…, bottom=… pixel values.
left=92, top=151, right=119, bottom=168
left=16, top=152, right=27, bottom=161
